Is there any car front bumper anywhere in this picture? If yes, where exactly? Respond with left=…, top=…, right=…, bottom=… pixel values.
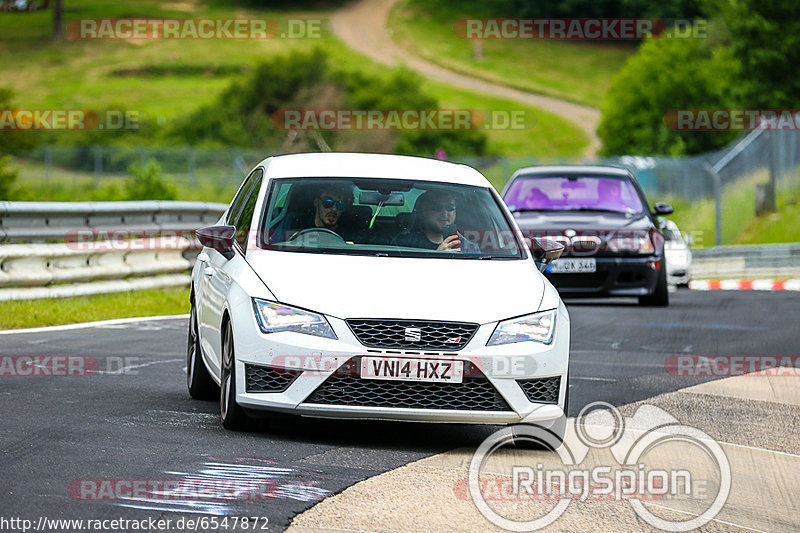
left=546, top=256, right=662, bottom=297
left=230, top=301, right=570, bottom=426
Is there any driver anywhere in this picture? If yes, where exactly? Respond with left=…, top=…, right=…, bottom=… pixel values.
left=316, top=188, right=349, bottom=231
left=271, top=182, right=358, bottom=243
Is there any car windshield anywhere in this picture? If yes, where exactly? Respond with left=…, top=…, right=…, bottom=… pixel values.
left=259, top=177, right=524, bottom=259
left=504, top=175, right=645, bottom=214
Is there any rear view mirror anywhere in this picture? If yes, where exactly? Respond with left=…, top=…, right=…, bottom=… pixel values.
left=196, top=225, right=236, bottom=259
left=528, top=237, right=564, bottom=272
left=653, top=202, right=674, bottom=215
left=359, top=191, right=405, bottom=206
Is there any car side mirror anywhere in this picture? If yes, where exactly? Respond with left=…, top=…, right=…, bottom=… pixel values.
left=528, top=237, right=564, bottom=273
left=196, top=225, right=236, bottom=260
left=653, top=202, right=674, bottom=216
left=683, top=232, right=694, bottom=246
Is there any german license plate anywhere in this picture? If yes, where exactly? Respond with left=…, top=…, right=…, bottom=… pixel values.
left=548, top=258, right=597, bottom=273
left=360, top=357, right=463, bottom=383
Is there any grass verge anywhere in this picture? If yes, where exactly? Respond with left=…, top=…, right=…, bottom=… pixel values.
left=0, top=287, right=190, bottom=329
left=388, top=0, right=635, bottom=108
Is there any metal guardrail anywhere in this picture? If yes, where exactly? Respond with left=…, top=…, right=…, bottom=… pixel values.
left=691, top=242, right=800, bottom=279
left=0, top=201, right=227, bottom=243
left=0, top=201, right=227, bottom=300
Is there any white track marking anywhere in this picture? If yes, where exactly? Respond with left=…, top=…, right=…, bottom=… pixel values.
left=0, top=314, right=189, bottom=335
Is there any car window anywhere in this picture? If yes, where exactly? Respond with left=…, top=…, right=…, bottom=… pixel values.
left=504, top=175, right=645, bottom=214
left=233, top=169, right=263, bottom=250
left=260, top=177, right=524, bottom=259
left=226, top=168, right=263, bottom=226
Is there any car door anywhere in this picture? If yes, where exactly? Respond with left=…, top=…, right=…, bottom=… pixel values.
left=198, top=168, right=263, bottom=374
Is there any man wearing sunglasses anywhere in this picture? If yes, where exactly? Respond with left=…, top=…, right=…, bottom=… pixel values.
left=395, top=190, right=478, bottom=252
left=313, top=190, right=350, bottom=233
left=270, top=182, right=358, bottom=244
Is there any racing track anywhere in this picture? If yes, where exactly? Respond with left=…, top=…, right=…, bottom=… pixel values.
left=0, top=290, right=797, bottom=531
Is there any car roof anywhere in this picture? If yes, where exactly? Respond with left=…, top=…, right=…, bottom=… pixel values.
left=257, top=153, right=490, bottom=187
left=510, top=165, right=633, bottom=179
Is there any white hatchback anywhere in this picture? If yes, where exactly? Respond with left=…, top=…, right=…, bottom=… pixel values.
left=187, top=153, right=570, bottom=439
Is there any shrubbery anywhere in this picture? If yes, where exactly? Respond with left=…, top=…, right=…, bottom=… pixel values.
left=598, top=35, right=737, bottom=156
left=170, top=49, right=487, bottom=156
left=125, top=159, right=176, bottom=200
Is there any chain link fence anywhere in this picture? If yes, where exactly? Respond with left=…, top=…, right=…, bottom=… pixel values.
left=7, top=126, right=800, bottom=246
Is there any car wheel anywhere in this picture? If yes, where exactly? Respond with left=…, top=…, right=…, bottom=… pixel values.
left=639, top=263, right=669, bottom=306
left=187, top=303, right=216, bottom=400
left=220, top=321, right=249, bottom=431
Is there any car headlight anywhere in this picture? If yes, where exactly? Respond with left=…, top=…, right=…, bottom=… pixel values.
left=252, top=299, right=337, bottom=339
left=487, top=309, right=557, bottom=346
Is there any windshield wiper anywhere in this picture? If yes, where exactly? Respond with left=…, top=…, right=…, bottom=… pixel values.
left=570, top=207, right=631, bottom=214
left=510, top=208, right=562, bottom=213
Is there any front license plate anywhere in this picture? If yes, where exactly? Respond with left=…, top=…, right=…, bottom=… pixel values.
left=360, top=357, right=464, bottom=383
left=548, top=258, right=597, bottom=273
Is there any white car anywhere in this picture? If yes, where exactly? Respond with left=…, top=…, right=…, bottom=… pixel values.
left=187, top=153, right=570, bottom=440
left=663, top=220, right=692, bottom=287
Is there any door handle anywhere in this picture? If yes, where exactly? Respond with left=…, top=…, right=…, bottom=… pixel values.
left=203, top=266, right=214, bottom=277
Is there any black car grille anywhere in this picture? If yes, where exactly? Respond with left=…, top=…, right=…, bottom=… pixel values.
left=304, top=359, right=511, bottom=411
left=546, top=272, right=608, bottom=289
left=346, top=319, right=478, bottom=351
left=518, top=376, right=561, bottom=404
left=244, top=364, right=298, bottom=393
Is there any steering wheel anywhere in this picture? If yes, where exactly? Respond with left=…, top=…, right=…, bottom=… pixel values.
left=287, top=227, right=345, bottom=243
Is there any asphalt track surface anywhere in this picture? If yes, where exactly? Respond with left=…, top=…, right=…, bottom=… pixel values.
left=0, top=290, right=796, bottom=532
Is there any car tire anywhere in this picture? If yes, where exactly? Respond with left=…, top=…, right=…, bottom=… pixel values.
left=639, top=263, right=669, bottom=306
left=187, top=303, right=216, bottom=400
left=220, top=321, right=249, bottom=431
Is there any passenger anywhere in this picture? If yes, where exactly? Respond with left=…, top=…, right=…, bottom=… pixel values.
left=523, top=187, right=550, bottom=209
left=395, top=190, right=478, bottom=252
left=596, top=179, right=623, bottom=209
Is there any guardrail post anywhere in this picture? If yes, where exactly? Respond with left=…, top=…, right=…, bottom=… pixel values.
left=705, top=163, right=723, bottom=246
left=93, top=146, right=102, bottom=187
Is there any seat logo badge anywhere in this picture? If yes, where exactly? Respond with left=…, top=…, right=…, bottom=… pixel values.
left=404, top=327, right=422, bottom=342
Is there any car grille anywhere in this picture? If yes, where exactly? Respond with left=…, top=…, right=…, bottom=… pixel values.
left=304, top=359, right=511, bottom=411
left=244, top=364, right=298, bottom=393
left=517, top=376, right=561, bottom=404
left=546, top=272, right=608, bottom=290
left=346, top=319, right=478, bottom=351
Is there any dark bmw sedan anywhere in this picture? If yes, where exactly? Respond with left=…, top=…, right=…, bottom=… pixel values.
left=503, top=165, right=673, bottom=306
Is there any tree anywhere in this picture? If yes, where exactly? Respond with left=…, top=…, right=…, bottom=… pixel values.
left=712, top=0, right=800, bottom=108
left=598, top=34, right=737, bottom=156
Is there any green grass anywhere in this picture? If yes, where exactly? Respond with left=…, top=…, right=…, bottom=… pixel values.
left=0, top=0, right=588, bottom=161
left=388, top=0, right=636, bottom=108
left=665, top=171, right=800, bottom=247
left=0, top=287, right=190, bottom=329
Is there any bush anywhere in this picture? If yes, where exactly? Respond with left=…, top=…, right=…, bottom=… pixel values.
left=125, top=159, right=176, bottom=200
left=170, top=49, right=487, bottom=157
left=597, top=35, right=737, bottom=156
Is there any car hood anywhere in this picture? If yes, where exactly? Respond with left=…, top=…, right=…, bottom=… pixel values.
left=512, top=211, right=654, bottom=231
left=246, top=250, right=545, bottom=324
